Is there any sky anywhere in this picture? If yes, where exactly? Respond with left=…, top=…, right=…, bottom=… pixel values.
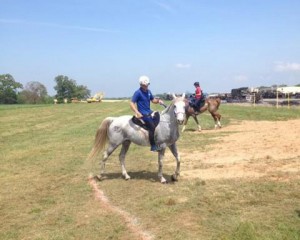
left=1, top=0, right=300, bottom=98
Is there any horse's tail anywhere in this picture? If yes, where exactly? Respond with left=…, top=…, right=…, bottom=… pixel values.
left=215, top=97, right=221, bottom=109
left=88, top=117, right=114, bottom=159
left=207, top=96, right=221, bottom=109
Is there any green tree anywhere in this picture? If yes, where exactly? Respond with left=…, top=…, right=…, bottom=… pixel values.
left=54, top=75, right=76, bottom=102
left=74, top=84, right=91, bottom=99
left=54, top=75, right=90, bottom=102
left=18, top=81, right=48, bottom=104
left=0, top=74, right=23, bottom=104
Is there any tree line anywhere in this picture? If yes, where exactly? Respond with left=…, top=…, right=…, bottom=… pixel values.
left=0, top=74, right=91, bottom=104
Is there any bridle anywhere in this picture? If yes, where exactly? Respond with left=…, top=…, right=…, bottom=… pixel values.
left=173, top=100, right=186, bottom=120
left=174, top=107, right=185, bottom=116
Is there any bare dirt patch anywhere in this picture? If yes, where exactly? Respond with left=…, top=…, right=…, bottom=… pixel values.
left=177, top=120, right=300, bottom=180
left=88, top=175, right=154, bottom=240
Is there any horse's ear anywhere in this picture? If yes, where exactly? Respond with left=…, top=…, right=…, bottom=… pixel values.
left=172, top=93, right=176, bottom=99
left=182, top=93, right=185, bottom=98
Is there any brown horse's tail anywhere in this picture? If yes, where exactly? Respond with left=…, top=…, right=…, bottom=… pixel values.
left=207, top=96, right=221, bottom=107
left=215, top=97, right=221, bottom=109
left=88, top=117, right=114, bottom=160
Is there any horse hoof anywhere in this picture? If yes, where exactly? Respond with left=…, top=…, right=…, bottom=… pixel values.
left=160, top=178, right=168, bottom=184
left=171, top=174, right=178, bottom=182
left=95, top=175, right=103, bottom=181
left=124, top=175, right=131, bottom=180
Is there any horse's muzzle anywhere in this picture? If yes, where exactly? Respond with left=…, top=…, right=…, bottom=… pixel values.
left=177, top=119, right=184, bottom=125
left=175, top=109, right=185, bottom=125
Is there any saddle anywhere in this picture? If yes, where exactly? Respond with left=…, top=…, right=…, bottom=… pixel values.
left=131, top=111, right=160, bottom=130
left=188, top=93, right=206, bottom=110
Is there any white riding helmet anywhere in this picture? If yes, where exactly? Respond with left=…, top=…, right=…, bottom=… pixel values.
left=139, top=75, right=150, bottom=86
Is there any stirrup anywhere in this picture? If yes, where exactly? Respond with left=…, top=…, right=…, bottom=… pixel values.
left=150, top=145, right=161, bottom=152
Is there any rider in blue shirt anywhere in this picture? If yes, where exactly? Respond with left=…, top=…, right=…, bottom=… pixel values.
left=130, top=76, right=164, bottom=152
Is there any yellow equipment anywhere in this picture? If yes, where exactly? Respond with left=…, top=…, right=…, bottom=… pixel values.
left=87, top=92, right=104, bottom=103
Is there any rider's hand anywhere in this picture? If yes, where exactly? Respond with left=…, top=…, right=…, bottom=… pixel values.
left=158, top=99, right=164, bottom=105
left=135, top=112, right=143, bottom=119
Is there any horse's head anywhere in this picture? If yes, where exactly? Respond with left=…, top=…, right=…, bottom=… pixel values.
left=172, top=93, right=186, bottom=125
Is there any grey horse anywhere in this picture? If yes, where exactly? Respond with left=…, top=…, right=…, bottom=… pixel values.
left=88, top=94, right=186, bottom=183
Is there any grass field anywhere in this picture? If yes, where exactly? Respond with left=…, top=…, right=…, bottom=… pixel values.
left=1, top=102, right=299, bottom=240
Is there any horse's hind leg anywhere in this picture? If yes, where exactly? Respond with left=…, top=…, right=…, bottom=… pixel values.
left=211, top=112, right=222, bottom=129
left=119, top=140, right=131, bottom=180
left=168, top=143, right=180, bottom=181
left=216, top=113, right=222, bottom=128
left=98, top=143, right=119, bottom=180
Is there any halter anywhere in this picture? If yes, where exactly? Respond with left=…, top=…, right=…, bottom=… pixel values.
left=174, top=106, right=185, bottom=116
left=174, top=100, right=186, bottom=115
left=170, top=100, right=186, bottom=124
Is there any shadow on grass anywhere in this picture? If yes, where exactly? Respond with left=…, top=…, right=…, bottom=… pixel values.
left=183, top=127, right=218, bottom=132
left=96, top=170, right=177, bottom=184
left=183, top=128, right=198, bottom=132
left=295, top=209, right=300, bottom=218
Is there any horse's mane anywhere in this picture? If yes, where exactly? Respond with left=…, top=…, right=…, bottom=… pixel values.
left=161, top=100, right=175, bottom=115
left=161, top=96, right=185, bottom=115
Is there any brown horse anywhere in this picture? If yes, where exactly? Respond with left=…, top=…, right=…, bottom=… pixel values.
left=182, top=97, right=222, bottom=132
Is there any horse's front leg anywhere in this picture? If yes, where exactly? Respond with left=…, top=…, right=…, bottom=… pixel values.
left=193, top=116, right=201, bottom=131
left=119, top=140, right=131, bottom=180
left=157, top=148, right=167, bottom=183
left=168, top=143, right=180, bottom=181
left=181, top=115, right=190, bottom=132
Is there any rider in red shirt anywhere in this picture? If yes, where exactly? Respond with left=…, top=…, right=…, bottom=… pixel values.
left=193, top=82, right=202, bottom=112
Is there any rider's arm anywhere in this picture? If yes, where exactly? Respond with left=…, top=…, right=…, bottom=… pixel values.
left=130, top=101, right=142, bottom=118
left=152, top=98, right=164, bottom=105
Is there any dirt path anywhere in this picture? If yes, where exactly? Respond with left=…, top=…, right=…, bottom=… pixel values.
left=178, top=119, right=300, bottom=181
left=88, top=175, right=154, bottom=240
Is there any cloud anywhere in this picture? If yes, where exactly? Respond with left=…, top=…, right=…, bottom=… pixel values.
left=175, top=63, right=191, bottom=69
left=0, top=18, right=118, bottom=33
left=274, top=62, right=300, bottom=72
left=155, top=1, right=176, bottom=13
left=234, top=75, right=248, bottom=83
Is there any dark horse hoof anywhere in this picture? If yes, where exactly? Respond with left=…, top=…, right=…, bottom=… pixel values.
left=171, top=174, right=178, bottom=182
left=95, top=175, right=104, bottom=181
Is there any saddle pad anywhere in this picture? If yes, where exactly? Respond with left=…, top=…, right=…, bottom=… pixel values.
left=131, top=111, right=160, bottom=130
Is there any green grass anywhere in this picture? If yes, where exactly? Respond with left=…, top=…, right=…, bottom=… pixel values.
left=0, top=103, right=299, bottom=239
left=220, top=104, right=300, bottom=121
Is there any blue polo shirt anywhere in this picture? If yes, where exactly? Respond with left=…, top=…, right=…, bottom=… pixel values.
left=131, top=88, right=154, bottom=115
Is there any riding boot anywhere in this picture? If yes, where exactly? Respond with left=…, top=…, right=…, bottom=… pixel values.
left=150, top=145, right=161, bottom=152
left=194, top=99, right=201, bottom=114
left=144, top=119, right=160, bottom=152
left=193, top=106, right=199, bottom=114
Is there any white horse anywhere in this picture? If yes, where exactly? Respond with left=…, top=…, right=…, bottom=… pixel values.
left=88, top=94, right=186, bottom=183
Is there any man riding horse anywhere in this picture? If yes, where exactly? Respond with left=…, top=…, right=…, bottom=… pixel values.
left=130, top=75, right=164, bottom=152
left=89, top=91, right=186, bottom=183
